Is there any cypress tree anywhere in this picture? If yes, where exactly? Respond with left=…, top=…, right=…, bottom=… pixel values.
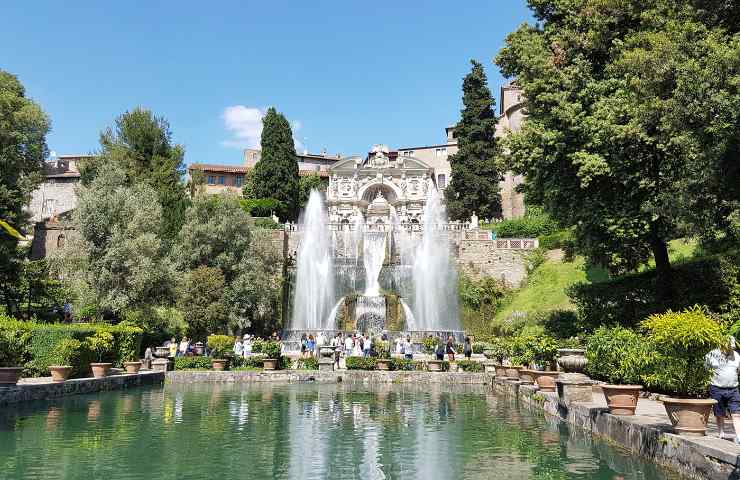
left=444, top=60, right=502, bottom=221
left=253, top=107, right=299, bottom=220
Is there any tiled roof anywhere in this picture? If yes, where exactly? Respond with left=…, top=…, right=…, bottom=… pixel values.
left=189, top=163, right=329, bottom=178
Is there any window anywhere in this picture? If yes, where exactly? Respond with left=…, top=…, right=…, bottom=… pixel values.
left=402, top=150, right=414, bottom=157
left=207, top=175, right=216, bottom=185
left=235, top=175, right=244, bottom=187
left=438, top=174, right=446, bottom=189
left=218, top=176, right=225, bottom=185
left=435, top=148, right=447, bottom=157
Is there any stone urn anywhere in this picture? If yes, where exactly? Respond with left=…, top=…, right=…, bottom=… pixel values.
left=661, top=397, right=717, bottom=436
left=533, top=371, right=559, bottom=392
left=124, top=361, right=142, bottom=374
left=154, top=346, right=171, bottom=358
left=427, top=360, right=445, bottom=372
left=0, top=367, right=23, bottom=386
left=49, top=365, right=73, bottom=382
left=211, top=359, right=229, bottom=371
left=263, top=358, right=278, bottom=371
left=601, top=385, right=642, bottom=415
left=319, top=346, right=336, bottom=359
left=90, top=362, right=112, bottom=378
left=519, top=369, right=536, bottom=384
left=505, top=366, right=523, bottom=379
left=557, top=348, right=587, bottom=374
left=376, top=359, right=391, bottom=371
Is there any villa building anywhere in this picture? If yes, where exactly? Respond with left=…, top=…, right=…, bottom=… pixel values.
left=28, top=154, right=87, bottom=223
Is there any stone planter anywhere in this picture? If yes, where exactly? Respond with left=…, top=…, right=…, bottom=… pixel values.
left=532, top=371, right=559, bottom=392
left=90, top=362, right=112, bottom=378
left=211, top=359, right=229, bottom=371
left=494, top=364, right=508, bottom=378
left=124, top=361, right=142, bottom=374
left=519, top=369, right=537, bottom=384
left=427, top=360, right=445, bottom=372
left=154, top=346, right=171, bottom=358
left=49, top=365, right=73, bottom=382
left=376, top=359, right=391, bottom=371
left=263, top=358, right=278, bottom=371
left=661, top=397, right=717, bottom=436
left=505, top=366, right=523, bottom=379
left=602, top=385, right=642, bottom=415
left=557, top=348, right=587, bottom=374
left=483, top=361, right=497, bottom=373
left=0, top=367, right=23, bottom=386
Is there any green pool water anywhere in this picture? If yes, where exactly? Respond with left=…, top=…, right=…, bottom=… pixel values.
left=0, top=383, right=681, bottom=480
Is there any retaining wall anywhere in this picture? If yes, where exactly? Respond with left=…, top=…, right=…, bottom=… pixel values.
left=166, top=370, right=494, bottom=385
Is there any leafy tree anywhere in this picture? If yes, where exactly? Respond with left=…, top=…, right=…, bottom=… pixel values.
left=444, top=60, right=503, bottom=221
left=83, top=107, right=189, bottom=240
left=298, top=174, right=326, bottom=209
left=241, top=169, right=256, bottom=200
left=496, top=0, right=740, bottom=302
left=0, top=70, right=49, bottom=315
left=178, top=266, right=229, bottom=341
left=252, top=108, right=299, bottom=220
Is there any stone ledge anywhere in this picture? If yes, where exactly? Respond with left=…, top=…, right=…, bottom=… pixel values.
left=0, top=371, right=165, bottom=406
left=499, top=380, right=740, bottom=480
left=166, top=370, right=495, bottom=385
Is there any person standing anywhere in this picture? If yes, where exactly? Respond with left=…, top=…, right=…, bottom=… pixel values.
left=706, top=337, right=740, bottom=443
left=435, top=337, right=445, bottom=361
left=331, top=333, right=342, bottom=369
left=179, top=337, right=189, bottom=358
left=300, top=333, right=308, bottom=358
left=243, top=335, right=252, bottom=357
left=307, top=335, right=316, bottom=358
left=403, top=336, right=414, bottom=360
left=363, top=334, right=372, bottom=358
left=168, top=337, right=177, bottom=358
left=463, top=337, right=472, bottom=360
left=234, top=337, right=244, bottom=357
left=446, top=336, right=456, bottom=362
left=345, top=334, right=355, bottom=359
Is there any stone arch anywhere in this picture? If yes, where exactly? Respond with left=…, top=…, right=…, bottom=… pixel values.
left=358, top=182, right=400, bottom=204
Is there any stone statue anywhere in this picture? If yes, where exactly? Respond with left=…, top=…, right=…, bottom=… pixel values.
left=469, top=212, right=479, bottom=230
left=422, top=173, right=429, bottom=195
left=399, top=173, right=407, bottom=196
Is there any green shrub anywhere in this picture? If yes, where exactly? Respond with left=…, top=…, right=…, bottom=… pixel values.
left=421, top=336, right=438, bottom=355
left=87, top=331, right=114, bottom=362
left=254, top=217, right=281, bottom=229
left=471, top=342, right=489, bottom=354
left=507, top=333, right=558, bottom=368
left=231, top=354, right=266, bottom=369
left=294, top=357, right=319, bottom=370
left=538, top=228, right=574, bottom=251
left=568, top=253, right=740, bottom=331
left=346, top=356, right=377, bottom=370
left=389, top=358, right=423, bottom=371
left=240, top=198, right=286, bottom=217
left=585, top=326, right=650, bottom=385
left=456, top=360, right=484, bottom=372
left=174, top=356, right=213, bottom=370
left=487, top=337, right=510, bottom=363
left=540, top=310, right=580, bottom=339
left=641, top=306, right=726, bottom=397
left=493, top=207, right=558, bottom=238
left=0, top=326, right=28, bottom=368
left=207, top=335, right=234, bottom=358
left=261, top=340, right=282, bottom=359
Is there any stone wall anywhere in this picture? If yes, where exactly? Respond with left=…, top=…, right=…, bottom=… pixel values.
left=456, top=239, right=529, bottom=287
left=167, top=370, right=494, bottom=385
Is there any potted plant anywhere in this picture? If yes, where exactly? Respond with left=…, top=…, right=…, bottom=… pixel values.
left=48, top=338, right=82, bottom=382
left=641, top=306, right=725, bottom=435
left=261, top=340, right=282, bottom=370
left=87, top=331, right=114, bottom=378
left=124, top=360, right=142, bottom=374
left=376, top=340, right=391, bottom=371
left=585, top=326, right=648, bottom=415
left=207, top=335, right=234, bottom=371
left=0, top=329, right=26, bottom=386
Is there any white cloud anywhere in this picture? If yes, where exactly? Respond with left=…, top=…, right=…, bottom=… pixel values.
left=220, top=106, right=305, bottom=151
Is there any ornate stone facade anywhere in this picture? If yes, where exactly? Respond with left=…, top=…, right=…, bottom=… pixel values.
left=326, top=145, right=434, bottom=226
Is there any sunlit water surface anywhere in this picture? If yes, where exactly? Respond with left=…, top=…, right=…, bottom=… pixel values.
left=0, top=383, right=682, bottom=480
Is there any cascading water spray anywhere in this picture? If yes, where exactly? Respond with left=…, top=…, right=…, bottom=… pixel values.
left=291, top=190, right=336, bottom=331
left=363, top=231, right=387, bottom=296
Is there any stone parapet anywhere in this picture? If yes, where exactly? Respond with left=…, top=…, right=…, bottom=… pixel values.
left=0, top=371, right=164, bottom=406
left=166, top=370, right=494, bottom=385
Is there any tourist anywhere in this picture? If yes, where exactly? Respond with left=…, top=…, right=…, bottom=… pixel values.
left=331, top=333, right=342, bottom=368
left=464, top=337, right=472, bottom=360
left=363, top=334, right=372, bottom=358
left=395, top=337, right=403, bottom=355
left=317, top=331, right=327, bottom=351
left=446, top=336, right=456, bottom=362
left=345, top=334, right=355, bottom=358
left=705, top=337, right=740, bottom=443
left=143, top=346, right=153, bottom=370
left=435, top=337, right=445, bottom=361
left=403, top=336, right=414, bottom=360
left=352, top=334, right=363, bottom=357
left=62, top=300, right=72, bottom=322
left=307, top=335, right=316, bottom=357
left=243, top=335, right=252, bottom=356
left=300, top=333, right=308, bottom=358
left=234, top=337, right=243, bottom=357
left=178, top=337, right=190, bottom=358
left=168, top=337, right=177, bottom=358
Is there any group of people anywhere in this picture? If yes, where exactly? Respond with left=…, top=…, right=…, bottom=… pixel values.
left=233, top=335, right=258, bottom=357
left=166, top=337, right=194, bottom=357
left=299, top=332, right=375, bottom=360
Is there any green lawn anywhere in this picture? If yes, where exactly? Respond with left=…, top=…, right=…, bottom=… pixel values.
left=494, top=256, right=608, bottom=322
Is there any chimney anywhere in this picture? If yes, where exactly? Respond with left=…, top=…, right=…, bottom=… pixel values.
left=321, top=148, right=327, bottom=156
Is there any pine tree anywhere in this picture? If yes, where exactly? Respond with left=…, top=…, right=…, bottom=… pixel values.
left=444, top=60, right=502, bottom=221
left=253, top=108, right=299, bottom=220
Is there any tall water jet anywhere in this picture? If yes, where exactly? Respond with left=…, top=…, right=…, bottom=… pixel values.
left=362, top=231, right=387, bottom=296
left=292, top=190, right=335, bottom=331
left=411, top=183, right=460, bottom=331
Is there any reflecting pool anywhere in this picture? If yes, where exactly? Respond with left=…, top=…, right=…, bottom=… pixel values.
left=0, top=383, right=682, bottom=479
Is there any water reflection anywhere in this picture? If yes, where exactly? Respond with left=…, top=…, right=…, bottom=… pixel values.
left=0, top=383, right=683, bottom=480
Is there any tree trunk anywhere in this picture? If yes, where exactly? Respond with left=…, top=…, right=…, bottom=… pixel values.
left=649, top=226, right=673, bottom=307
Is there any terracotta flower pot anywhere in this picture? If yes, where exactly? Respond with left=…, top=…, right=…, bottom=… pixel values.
left=533, top=371, right=559, bottom=392
left=427, top=360, right=444, bottom=372
left=519, top=369, right=537, bottom=384
left=0, top=367, right=22, bottom=386
left=661, top=397, right=717, bottom=436
left=263, top=358, right=278, bottom=370
left=211, top=359, right=229, bottom=371
left=601, top=385, right=642, bottom=415
left=505, top=366, right=523, bottom=379
left=49, top=365, right=73, bottom=382
left=376, top=359, right=391, bottom=371
left=90, top=363, right=112, bottom=379
left=123, top=361, right=142, bottom=374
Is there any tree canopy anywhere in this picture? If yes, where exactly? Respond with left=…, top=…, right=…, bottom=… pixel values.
left=252, top=108, right=299, bottom=220
left=496, top=0, right=740, bottom=301
left=444, top=60, right=503, bottom=221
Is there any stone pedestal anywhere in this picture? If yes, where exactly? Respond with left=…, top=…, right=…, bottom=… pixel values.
left=318, top=358, right=334, bottom=372
left=152, top=358, right=171, bottom=373
left=556, top=374, right=594, bottom=404
left=483, top=361, right=497, bottom=373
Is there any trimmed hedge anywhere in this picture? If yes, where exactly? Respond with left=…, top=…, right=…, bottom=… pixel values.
left=456, top=360, right=484, bottom=372
left=174, top=356, right=213, bottom=370
left=346, top=357, right=376, bottom=370
left=568, top=253, right=740, bottom=331
left=0, top=316, right=143, bottom=377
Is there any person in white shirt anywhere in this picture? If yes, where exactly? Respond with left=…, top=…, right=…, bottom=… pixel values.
left=243, top=335, right=252, bottom=357
left=345, top=335, right=354, bottom=358
left=705, top=337, right=740, bottom=443
left=363, top=334, right=372, bottom=358
left=233, top=337, right=244, bottom=357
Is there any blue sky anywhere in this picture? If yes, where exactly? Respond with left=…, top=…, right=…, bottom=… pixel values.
left=1, top=1, right=532, bottom=165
